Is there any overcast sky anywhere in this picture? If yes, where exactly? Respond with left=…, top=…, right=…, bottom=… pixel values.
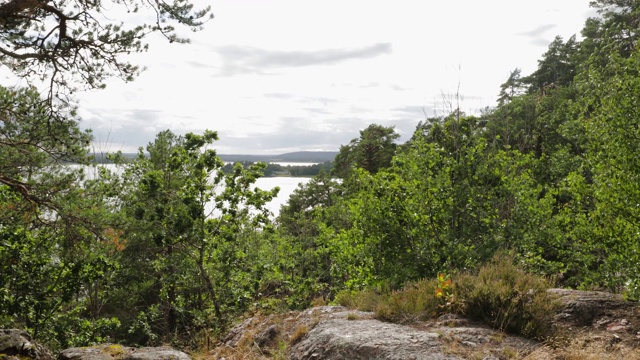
left=74, top=0, right=597, bottom=155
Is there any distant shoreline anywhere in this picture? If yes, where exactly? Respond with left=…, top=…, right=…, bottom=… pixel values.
left=88, top=150, right=338, bottom=165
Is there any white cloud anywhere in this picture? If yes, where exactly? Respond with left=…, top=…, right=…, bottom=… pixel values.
left=214, top=43, right=392, bottom=76
left=74, top=0, right=595, bottom=154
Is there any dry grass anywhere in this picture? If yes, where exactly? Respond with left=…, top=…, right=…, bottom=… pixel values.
left=375, top=279, right=441, bottom=323
left=310, top=296, right=327, bottom=307
left=346, top=312, right=360, bottom=320
left=524, top=335, right=640, bottom=360
left=288, top=325, right=309, bottom=345
left=437, top=330, right=531, bottom=360
left=201, top=313, right=290, bottom=360
left=201, top=309, right=323, bottom=359
left=334, top=287, right=384, bottom=312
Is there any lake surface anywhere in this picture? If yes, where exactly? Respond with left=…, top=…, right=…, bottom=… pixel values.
left=75, top=164, right=312, bottom=218
left=254, top=176, right=311, bottom=215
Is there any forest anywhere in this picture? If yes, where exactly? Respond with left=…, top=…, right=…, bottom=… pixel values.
left=1, top=0, right=640, bottom=353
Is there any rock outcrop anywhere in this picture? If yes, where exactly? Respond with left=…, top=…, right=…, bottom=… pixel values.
left=549, top=288, right=637, bottom=328
left=0, top=329, right=54, bottom=360
left=214, top=306, right=538, bottom=359
left=211, top=289, right=640, bottom=359
left=288, top=313, right=539, bottom=360
left=0, top=331, right=190, bottom=360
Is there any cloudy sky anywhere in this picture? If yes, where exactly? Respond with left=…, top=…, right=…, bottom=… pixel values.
left=75, top=0, right=597, bottom=155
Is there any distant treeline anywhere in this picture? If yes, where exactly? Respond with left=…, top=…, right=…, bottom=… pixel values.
left=221, top=161, right=333, bottom=177
left=88, top=152, right=138, bottom=164
left=89, top=151, right=339, bottom=165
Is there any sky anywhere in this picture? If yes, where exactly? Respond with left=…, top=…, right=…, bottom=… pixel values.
left=73, top=0, right=597, bottom=155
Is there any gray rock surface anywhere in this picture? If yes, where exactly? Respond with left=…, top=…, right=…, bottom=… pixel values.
left=124, top=347, right=191, bottom=360
left=214, top=306, right=538, bottom=360
left=57, top=346, right=114, bottom=360
left=288, top=317, right=452, bottom=360
left=0, top=328, right=53, bottom=360
left=57, top=344, right=191, bottom=360
left=288, top=310, right=540, bottom=360
left=548, top=288, right=634, bottom=327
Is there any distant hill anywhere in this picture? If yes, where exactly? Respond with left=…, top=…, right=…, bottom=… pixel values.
left=89, top=151, right=338, bottom=164
left=218, top=151, right=338, bottom=163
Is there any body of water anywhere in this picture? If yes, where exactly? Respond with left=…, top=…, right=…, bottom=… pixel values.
left=74, top=163, right=311, bottom=218
left=254, top=176, right=311, bottom=215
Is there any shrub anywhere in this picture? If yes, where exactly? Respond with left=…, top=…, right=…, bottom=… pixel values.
left=454, top=253, right=559, bottom=340
left=334, top=288, right=384, bottom=312
left=333, top=253, right=558, bottom=340
left=375, top=279, right=441, bottom=323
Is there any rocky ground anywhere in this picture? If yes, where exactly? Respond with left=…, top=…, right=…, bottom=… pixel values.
left=2, top=289, right=640, bottom=359
left=211, top=289, right=640, bottom=360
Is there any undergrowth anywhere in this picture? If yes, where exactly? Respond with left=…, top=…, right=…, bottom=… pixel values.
left=335, top=253, right=560, bottom=340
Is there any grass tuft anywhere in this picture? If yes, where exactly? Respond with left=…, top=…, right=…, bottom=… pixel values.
left=375, top=279, right=441, bottom=323
left=289, top=325, right=309, bottom=345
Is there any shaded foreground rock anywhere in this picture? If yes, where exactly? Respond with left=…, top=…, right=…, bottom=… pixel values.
left=57, top=344, right=191, bottom=360
left=548, top=288, right=638, bottom=328
left=0, top=329, right=191, bottom=360
left=0, top=329, right=54, bottom=360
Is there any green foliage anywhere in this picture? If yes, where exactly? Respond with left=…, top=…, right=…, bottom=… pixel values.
left=0, top=214, right=121, bottom=351
left=333, top=115, right=540, bottom=288
left=572, top=43, right=640, bottom=296
left=332, top=124, right=400, bottom=178
left=523, top=35, right=579, bottom=93
left=267, top=172, right=350, bottom=307
left=0, top=86, right=91, bottom=211
left=0, top=85, right=122, bottom=350
left=497, top=68, right=526, bottom=105
left=45, top=312, right=121, bottom=350
left=107, top=129, right=279, bottom=345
